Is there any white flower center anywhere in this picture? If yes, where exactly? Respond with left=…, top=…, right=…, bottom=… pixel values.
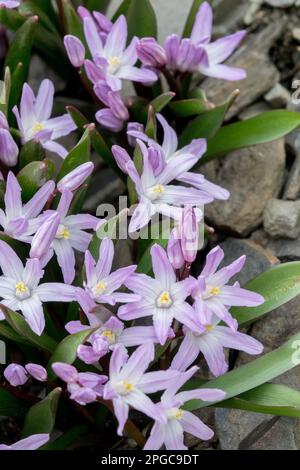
left=205, top=324, right=215, bottom=332
left=31, top=122, right=45, bottom=135
left=146, top=184, right=165, bottom=201
left=15, top=282, right=31, bottom=300
left=108, top=56, right=121, bottom=74
left=202, top=285, right=221, bottom=300
left=115, top=380, right=135, bottom=395
left=56, top=224, right=70, bottom=240
left=156, top=290, right=173, bottom=308
left=166, top=407, right=185, bottom=420
left=93, top=281, right=107, bottom=296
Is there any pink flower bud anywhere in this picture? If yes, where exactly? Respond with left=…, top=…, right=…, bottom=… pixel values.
left=57, top=162, right=94, bottom=193
left=127, top=122, right=144, bottom=147
left=137, top=38, right=167, bottom=68
left=111, top=145, right=131, bottom=174
left=4, top=364, right=28, bottom=387
left=64, top=35, right=85, bottom=68
left=52, top=362, right=78, bottom=383
left=25, top=363, right=47, bottom=382
left=77, top=345, right=101, bottom=365
left=167, top=228, right=185, bottom=270
left=181, top=206, right=199, bottom=263
left=0, top=128, right=19, bottom=167
left=30, top=211, right=60, bottom=260
left=96, top=108, right=124, bottom=132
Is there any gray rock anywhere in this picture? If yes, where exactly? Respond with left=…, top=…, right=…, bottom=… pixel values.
left=267, top=236, right=300, bottom=261
left=285, top=129, right=300, bottom=156
left=263, top=198, right=300, bottom=239
left=292, top=27, right=300, bottom=42
left=264, top=0, right=295, bottom=7
left=284, top=154, right=300, bottom=200
left=202, top=139, right=286, bottom=236
left=264, top=83, right=291, bottom=108
left=244, top=0, right=264, bottom=25
left=219, top=237, right=279, bottom=285
left=216, top=294, right=300, bottom=449
left=201, top=21, right=285, bottom=120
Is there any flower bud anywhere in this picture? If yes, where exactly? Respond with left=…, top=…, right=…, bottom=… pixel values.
left=52, top=362, right=78, bottom=383
left=167, top=228, right=184, bottom=270
left=4, top=364, right=28, bottom=387
left=57, top=162, right=94, bottom=193
left=96, top=108, right=124, bottom=132
left=181, top=206, right=199, bottom=263
left=111, top=145, right=131, bottom=174
left=64, top=35, right=85, bottom=68
left=137, top=38, right=167, bottom=68
left=25, top=363, right=48, bottom=382
left=0, top=128, right=19, bottom=167
left=127, top=122, right=144, bottom=147
left=30, top=211, right=60, bottom=260
left=77, top=345, right=101, bottom=365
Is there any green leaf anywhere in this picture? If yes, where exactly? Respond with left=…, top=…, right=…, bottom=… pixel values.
left=5, top=16, right=38, bottom=90
left=126, top=0, right=157, bottom=41
left=47, top=329, right=95, bottom=380
left=112, top=0, right=132, bottom=21
left=0, top=67, right=11, bottom=115
left=57, top=125, right=92, bottom=181
left=22, top=388, right=61, bottom=437
left=0, top=321, right=30, bottom=346
left=169, top=98, right=213, bottom=118
left=19, top=140, right=45, bottom=168
left=183, top=332, right=300, bottom=410
left=217, top=383, right=300, bottom=418
left=0, top=388, right=28, bottom=418
left=41, top=425, right=88, bottom=450
left=179, top=90, right=239, bottom=146
left=17, top=159, right=55, bottom=201
left=62, top=0, right=87, bottom=48
left=1, top=305, right=57, bottom=354
left=19, top=2, right=59, bottom=35
left=86, top=0, right=111, bottom=13
left=203, top=110, right=300, bottom=164
left=182, top=0, right=206, bottom=38
left=89, top=208, right=129, bottom=258
left=231, top=262, right=300, bottom=326
left=150, top=92, right=176, bottom=114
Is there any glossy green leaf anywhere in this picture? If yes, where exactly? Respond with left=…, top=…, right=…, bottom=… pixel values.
left=179, top=90, right=239, bottom=147
left=203, top=110, right=300, bottom=163
left=22, top=388, right=62, bottom=437
left=182, top=0, right=206, bottom=37
left=19, top=2, right=59, bottom=35
left=1, top=305, right=57, bottom=354
left=66, top=106, right=117, bottom=173
left=0, top=321, right=30, bottom=346
left=86, top=0, right=111, bottom=13
left=231, top=262, right=300, bottom=326
left=47, top=329, right=95, bottom=379
left=0, top=388, right=28, bottom=418
left=57, top=125, right=92, bottom=181
left=62, top=0, right=87, bottom=46
left=17, top=159, right=55, bottom=201
left=126, top=0, right=157, bottom=41
left=183, top=332, right=300, bottom=410
left=169, top=98, right=213, bottom=117
left=112, top=0, right=132, bottom=21
left=217, top=383, right=300, bottom=418
left=19, top=140, right=45, bottom=168
left=0, top=67, right=11, bottom=115
left=150, top=92, right=176, bottom=114
left=5, top=16, right=38, bottom=88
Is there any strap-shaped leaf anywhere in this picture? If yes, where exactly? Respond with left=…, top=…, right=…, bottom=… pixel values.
left=126, top=0, right=157, bottom=41
left=0, top=388, right=28, bottom=418
left=182, top=0, right=206, bottom=38
left=231, top=262, right=300, bottom=326
left=57, top=125, right=93, bottom=181
left=203, top=110, right=300, bottom=163
left=183, top=332, right=300, bottom=410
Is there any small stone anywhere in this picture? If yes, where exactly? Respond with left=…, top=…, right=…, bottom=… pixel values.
left=285, top=129, right=300, bottom=156
left=202, top=139, right=286, bottom=237
left=264, top=0, right=295, bottom=7
left=292, top=27, right=300, bottom=42
left=219, top=238, right=279, bottom=285
left=263, top=198, right=300, bottom=239
left=264, top=83, right=291, bottom=108
left=284, top=153, right=300, bottom=200
left=266, top=236, right=300, bottom=261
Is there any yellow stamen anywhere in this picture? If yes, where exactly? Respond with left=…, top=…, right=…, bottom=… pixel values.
left=102, top=330, right=116, bottom=344
left=115, top=380, right=135, bottom=395
left=209, top=286, right=221, bottom=296
left=123, top=381, right=134, bottom=392
left=94, top=281, right=107, bottom=295
left=205, top=324, right=214, bottom=332
left=157, top=290, right=173, bottom=308
left=167, top=408, right=185, bottom=420
left=108, top=56, right=121, bottom=73
left=151, top=184, right=164, bottom=194
left=32, top=122, right=45, bottom=134
left=15, top=282, right=28, bottom=294
left=57, top=226, right=70, bottom=240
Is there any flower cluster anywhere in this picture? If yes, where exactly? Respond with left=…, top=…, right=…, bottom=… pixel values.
left=0, top=0, right=272, bottom=453
left=64, top=2, right=246, bottom=132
